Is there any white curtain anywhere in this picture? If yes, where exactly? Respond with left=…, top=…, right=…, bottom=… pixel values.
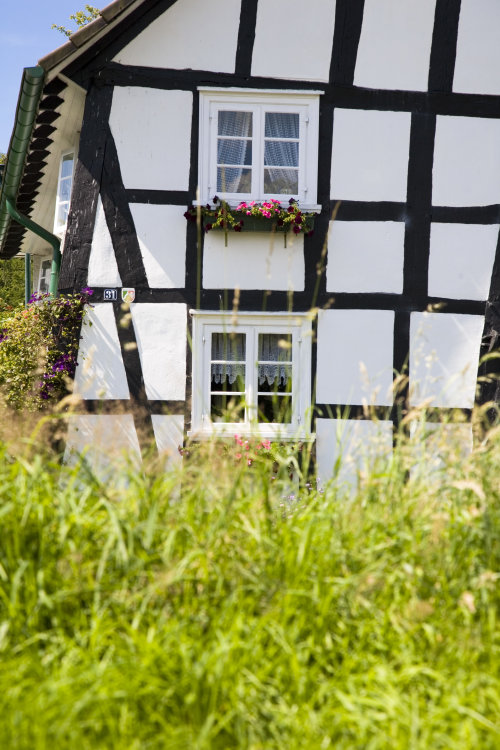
left=258, top=334, right=291, bottom=387
left=211, top=333, right=246, bottom=385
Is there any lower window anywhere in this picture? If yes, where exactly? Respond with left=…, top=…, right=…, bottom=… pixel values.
left=190, top=311, right=312, bottom=439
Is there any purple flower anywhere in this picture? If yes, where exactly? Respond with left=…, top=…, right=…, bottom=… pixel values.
left=205, top=223, right=213, bottom=232
left=213, top=195, right=219, bottom=204
left=288, top=198, right=297, bottom=205
left=292, top=224, right=301, bottom=234
left=277, top=218, right=284, bottom=227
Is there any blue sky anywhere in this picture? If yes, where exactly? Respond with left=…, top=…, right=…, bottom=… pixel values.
left=0, top=1, right=96, bottom=154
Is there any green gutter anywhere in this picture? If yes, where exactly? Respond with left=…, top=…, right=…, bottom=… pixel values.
left=0, top=66, right=61, bottom=297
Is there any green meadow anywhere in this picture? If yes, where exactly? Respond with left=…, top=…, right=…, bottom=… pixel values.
left=0, top=419, right=499, bottom=749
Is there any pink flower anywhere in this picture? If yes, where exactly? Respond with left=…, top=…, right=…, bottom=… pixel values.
left=235, top=452, right=242, bottom=460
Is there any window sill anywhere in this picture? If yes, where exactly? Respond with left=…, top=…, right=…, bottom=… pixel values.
left=188, top=426, right=315, bottom=442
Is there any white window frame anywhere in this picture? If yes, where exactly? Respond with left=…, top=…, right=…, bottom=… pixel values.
left=190, top=310, right=313, bottom=440
left=198, top=88, right=322, bottom=209
left=53, top=148, right=76, bottom=235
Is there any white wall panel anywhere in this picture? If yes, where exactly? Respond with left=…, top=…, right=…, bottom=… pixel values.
left=454, top=0, right=500, bottom=95
left=151, top=414, right=184, bottom=471
left=114, top=0, right=241, bottom=73
left=355, top=0, right=436, bottom=92
left=129, top=204, right=186, bottom=288
left=109, top=88, right=192, bottom=190
left=326, top=220, right=404, bottom=294
left=428, top=223, right=498, bottom=301
left=316, top=309, right=394, bottom=406
left=316, top=418, right=393, bottom=490
left=203, top=232, right=305, bottom=291
left=251, top=0, right=335, bottom=82
left=88, top=197, right=122, bottom=287
left=74, top=304, right=129, bottom=400
left=331, top=109, right=411, bottom=202
left=410, top=312, right=484, bottom=408
left=65, top=415, right=141, bottom=479
left=131, top=303, right=187, bottom=400
left=433, top=116, right=500, bottom=207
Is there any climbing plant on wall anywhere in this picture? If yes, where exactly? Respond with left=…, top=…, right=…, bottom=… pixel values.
left=0, top=289, right=92, bottom=410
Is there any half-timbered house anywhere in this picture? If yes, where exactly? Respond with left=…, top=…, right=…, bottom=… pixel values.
left=1, top=0, right=499, bottom=480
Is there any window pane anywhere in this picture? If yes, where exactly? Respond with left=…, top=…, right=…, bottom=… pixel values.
left=218, top=111, right=253, bottom=137
left=60, top=154, right=74, bottom=178
left=264, top=168, right=298, bottom=195
left=217, top=139, right=252, bottom=166
left=211, top=395, right=245, bottom=422
left=258, top=395, right=292, bottom=424
left=258, top=334, right=292, bottom=362
left=217, top=167, right=252, bottom=193
left=211, top=367, right=245, bottom=392
left=264, top=141, right=299, bottom=168
left=265, top=112, right=299, bottom=139
left=59, top=178, right=72, bottom=203
left=211, top=332, right=246, bottom=361
left=57, top=202, right=69, bottom=226
left=258, top=364, right=292, bottom=392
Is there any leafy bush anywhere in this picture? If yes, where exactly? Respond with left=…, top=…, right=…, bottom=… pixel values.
left=0, top=289, right=92, bottom=410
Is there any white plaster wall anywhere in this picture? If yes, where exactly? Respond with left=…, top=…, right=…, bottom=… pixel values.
left=74, top=303, right=129, bottom=400
left=113, top=0, right=241, bottom=73
left=88, top=197, right=122, bottom=287
left=129, top=204, right=186, bottom=288
left=316, top=309, right=394, bottom=406
left=151, top=414, right=184, bottom=471
left=433, top=116, right=500, bottom=207
left=203, top=232, right=305, bottom=291
left=131, top=303, right=187, bottom=400
left=428, top=223, right=498, bottom=301
left=64, top=414, right=141, bottom=480
left=354, top=0, right=436, bottom=92
left=251, top=0, right=335, bottom=82
left=331, top=109, right=411, bottom=202
left=410, top=312, right=484, bottom=408
left=315, top=418, right=393, bottom=490
left=109, top=88, right=192, bottom=191
left=453, top=0, right=500, bottom=96
left=326, top=220, right=404, bottom=294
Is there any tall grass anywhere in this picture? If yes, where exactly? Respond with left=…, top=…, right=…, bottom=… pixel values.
left=0, top=421, right=499, bottom=748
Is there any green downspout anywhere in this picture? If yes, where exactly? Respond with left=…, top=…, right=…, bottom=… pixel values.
left=5, top=198, right=61, bottom=297
left=0, top=66, right=62, bottom=297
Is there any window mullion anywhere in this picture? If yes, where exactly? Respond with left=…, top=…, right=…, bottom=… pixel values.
left=246, top=326, right=257, bottom=423
left=253, top=105, right=264, bottom=201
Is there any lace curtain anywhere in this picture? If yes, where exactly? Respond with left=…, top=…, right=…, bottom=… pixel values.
left=258, top=333, right=291, bottom=387
left=264, top=112, right=299, bottom=195
left=211, top=333, right=246, bottom=385
left=211, top=333, right=292, bottom=387
left=217, top=111, right=252, bottom=194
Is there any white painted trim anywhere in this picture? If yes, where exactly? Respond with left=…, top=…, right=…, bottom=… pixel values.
left=53, top=147, right=76, bottom=237
left=190, top=311, right=313, bottom=439
left=198, top=87, right=325, bottom=96
left=198, top=89, right=320, bottom=205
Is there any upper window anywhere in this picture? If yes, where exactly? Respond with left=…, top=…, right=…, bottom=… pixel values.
left=54, top=150, right=75, bottom=234
left=198, top=89, right=321, bottom=207
left=190, top=311, right=313, bottom=439
left=38, top=259, right=52, bottom=294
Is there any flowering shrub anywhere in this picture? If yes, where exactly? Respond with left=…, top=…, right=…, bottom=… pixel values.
left=0, top=288, right=92, bottom=410
left=184, top=196, right=314, bottom=243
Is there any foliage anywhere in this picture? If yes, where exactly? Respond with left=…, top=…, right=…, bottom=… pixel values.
left=185, top=196, right=315, bottom=238
left=0, top=152, right=6, bottom=165
left=51, top=5, right=100, bottom=37
left=0, top=256, right=25, bottom=311
left=0, top=289, right=92, bottom=410
left=0, top=422, right=499, bottom=747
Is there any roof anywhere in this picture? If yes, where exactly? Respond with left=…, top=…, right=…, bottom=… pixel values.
left=0, top=0, right=145, bottom=259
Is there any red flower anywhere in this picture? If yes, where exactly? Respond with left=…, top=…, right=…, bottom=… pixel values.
left=292, top=224, right=301, bottom=234
left=288, top=206, right=294, bottom=213
left=205, top=223, right=213, bottom=232
left=294, top=214, right=302, bottom=224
